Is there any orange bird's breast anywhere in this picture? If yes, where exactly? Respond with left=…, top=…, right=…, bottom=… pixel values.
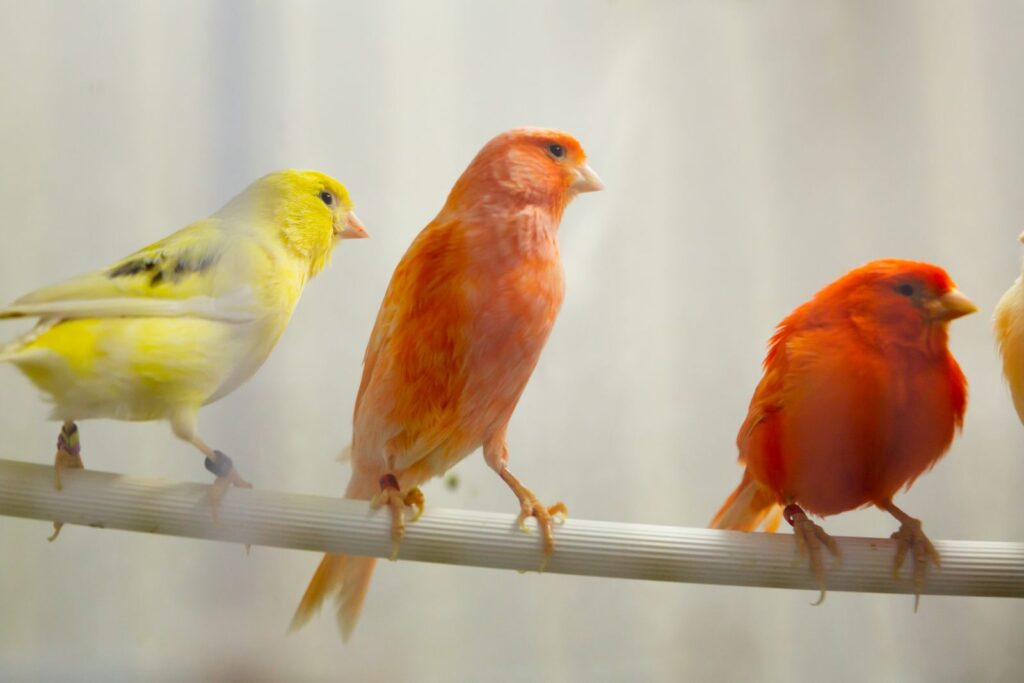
left=352, top=213, right=565, bottom=486
left=742, top=324, right=965, bottom=517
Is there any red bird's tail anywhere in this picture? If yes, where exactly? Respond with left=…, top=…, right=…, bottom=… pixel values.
left=290, top=473, right=377, bottom=642
left=710, top=471, right=782, bottom=532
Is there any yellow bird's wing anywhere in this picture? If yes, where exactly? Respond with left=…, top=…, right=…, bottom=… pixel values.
left=1, top=218, right=259, bottom=323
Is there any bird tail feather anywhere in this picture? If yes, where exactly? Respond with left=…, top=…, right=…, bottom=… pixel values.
left=710, top=471, right=782, bottom=532
left=290, top=473, right=377, bottom=642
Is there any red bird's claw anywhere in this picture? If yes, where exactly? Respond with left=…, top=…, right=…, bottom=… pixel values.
left=890, top=518, right=940, bottom=611
left=785, top=505, right=841, bottom=605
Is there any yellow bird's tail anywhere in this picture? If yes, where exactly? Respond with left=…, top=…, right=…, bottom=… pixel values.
left=290, top=472, right=377, bottom=642
left=710, top=470, right=782, bottom=532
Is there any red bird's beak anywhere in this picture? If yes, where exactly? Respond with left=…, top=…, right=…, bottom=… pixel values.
left=928, top=289, right=978, bottom=321
left=571, top=163, right=604, bottom=194
left=337, top=211, right=369, bottom=239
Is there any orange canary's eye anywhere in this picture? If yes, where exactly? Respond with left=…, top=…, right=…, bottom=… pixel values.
left=895, top=283, right=916, bottom=297
left=547, top=143, right=565, bottom=159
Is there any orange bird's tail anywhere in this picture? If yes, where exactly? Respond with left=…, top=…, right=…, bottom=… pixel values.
left=710, top=471, right=782, bottom=532
left=290, top=473, right=377, bottom=641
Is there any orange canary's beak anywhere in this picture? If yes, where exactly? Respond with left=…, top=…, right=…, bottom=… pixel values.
left=571, top=163, right=604, bottom=194
left=337, top=211, right=368, bottom=239
left=928, top=289, right=978, bottom=321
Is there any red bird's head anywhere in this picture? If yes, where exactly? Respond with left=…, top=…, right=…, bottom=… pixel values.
left=815, top=259, right=977, bottom=352
left=444, top=128, right=603, bottom=217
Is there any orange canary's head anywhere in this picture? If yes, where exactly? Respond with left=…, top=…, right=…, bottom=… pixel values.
left=444, top=128, right=603, bottom=215
left=818, top=259, right=977, bottom=350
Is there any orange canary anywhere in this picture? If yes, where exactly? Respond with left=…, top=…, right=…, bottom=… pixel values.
left=292, top=128, right=603, bottom=640
left=711, top=259, right=976, bottom=606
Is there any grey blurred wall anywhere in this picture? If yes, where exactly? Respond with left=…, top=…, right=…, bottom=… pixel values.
left=1, top=1, right=1022, bottom=681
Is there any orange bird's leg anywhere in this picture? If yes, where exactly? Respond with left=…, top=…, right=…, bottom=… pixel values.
left=497, top=468, right=568, bottom=560
left=370, top=474, right=425, bottom=561
left=879, top=500, right=940, bottom=611
left=483, top=431, right=567, bottom=562
left=48, top=421, right=84, bottom=542
left=783, top=503, right=842, bottom=605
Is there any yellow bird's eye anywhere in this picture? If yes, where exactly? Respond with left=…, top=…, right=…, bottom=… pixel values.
left=319, top=190, right=334, bottom=206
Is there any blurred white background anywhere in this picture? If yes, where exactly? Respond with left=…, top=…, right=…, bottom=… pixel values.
left=1, top=1, right=1023, bottom=681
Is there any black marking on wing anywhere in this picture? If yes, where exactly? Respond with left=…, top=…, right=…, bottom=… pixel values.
left=108, top=250, right=220, bottom=288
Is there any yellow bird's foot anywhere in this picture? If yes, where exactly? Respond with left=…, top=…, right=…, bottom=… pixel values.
left=370, top=474, right=425, bottom=560
left=498, top=467, right=567, bottom=565
left=784, top=503, right=841, bottom=605
left=48, top=422, right=84, bottom=542
left=204, top=450, right=252, bottom=519
left=891, top=517, right=940, bottom=612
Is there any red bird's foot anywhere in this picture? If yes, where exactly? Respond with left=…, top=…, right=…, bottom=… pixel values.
left=498, top=467, right=568, bottom=565
left=48, top=421, right=84, bottom=542
left=891, top=517, right=940, bottom=611
left=784, top=503, right=841, bottom=605
left=204, top=450, right=253, bottom=519
left=370, top=474, right=425, bottom=560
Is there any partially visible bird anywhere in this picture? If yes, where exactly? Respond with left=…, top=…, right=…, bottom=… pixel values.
left=711, top=259, right=976, bottom=607
left=291, top=128, right=603, bottom=641
left=994, top=232, right=1024, bottom=425
left=0, top=169, right=367, bottom=537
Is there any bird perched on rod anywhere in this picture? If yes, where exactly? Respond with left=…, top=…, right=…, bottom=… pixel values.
left=291, top=128, right=603, bottom=640
left=710, top=259, right=975, bottom=608
left=994, top=233, right=1024, bottom=426
left=0, top=170, right=367, bottom=537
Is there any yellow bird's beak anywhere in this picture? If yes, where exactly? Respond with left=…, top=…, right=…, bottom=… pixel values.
left=571, top=163, right=605, bottom=194
left=337, top=211, right=368, bottom=239
left=928, top=289, right=978, bottom=321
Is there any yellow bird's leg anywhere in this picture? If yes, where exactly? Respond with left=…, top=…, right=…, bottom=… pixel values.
left=880, top=500, right=940, bottom=612
left=48, top=421, right=83, bottom=542
left=370, top=474, right=425, bottom=561
left=189, top=435, right=252, bottom=519
left=497, top=466, right=568, bottom=564
left=783, top=503, right=841, bottom=605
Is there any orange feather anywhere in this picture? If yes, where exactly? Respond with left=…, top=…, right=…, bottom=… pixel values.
left=713, top=259, right=971, bottom=530
left=292, top=128, right=601, bottom=640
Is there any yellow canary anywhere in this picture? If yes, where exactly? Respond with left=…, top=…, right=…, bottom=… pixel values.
left=0, top=170, right=367, bottom=536
left=995, top=232, right=1024, bottom=424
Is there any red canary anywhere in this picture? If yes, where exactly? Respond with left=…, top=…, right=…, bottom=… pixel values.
left=711, top=259, right=975, bottom=606
left=291, top=128, right=603, bottom=640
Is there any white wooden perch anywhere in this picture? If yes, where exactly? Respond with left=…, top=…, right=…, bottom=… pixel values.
left=0, top=458, right=1021, bottom=599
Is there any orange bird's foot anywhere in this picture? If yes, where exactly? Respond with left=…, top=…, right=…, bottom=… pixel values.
left=370, top=474, right=425, bottom=560
left=48, top=422, right=84, bottom=542
left=498, top=467, right=568, bottom=565
left=784, top=503, right=842, bottom=605
left=890, top=517, right=940, bottom=611
left=204, top=450, right=253, bottom=519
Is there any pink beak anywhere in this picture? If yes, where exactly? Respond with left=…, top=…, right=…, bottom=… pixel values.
left=338, top=211, right=369, bottom=239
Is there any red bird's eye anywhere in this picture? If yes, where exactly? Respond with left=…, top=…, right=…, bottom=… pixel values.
left=896, top=283, right=915, bottom=296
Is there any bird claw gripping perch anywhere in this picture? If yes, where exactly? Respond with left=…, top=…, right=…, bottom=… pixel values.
left=890, top=518, right=940, bottom=612
left=370, top=474, right=425, bottom=561
left=784, top=503, right=841, bottom=605
left=48, top=422, right=84, bottom=542
left=204, top=450, right=253, bottom=519
left=498, top=467, right=568, bottom=570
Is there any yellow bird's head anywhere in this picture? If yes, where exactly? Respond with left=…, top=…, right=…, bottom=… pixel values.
left=240, top=170, right=368, bottom=278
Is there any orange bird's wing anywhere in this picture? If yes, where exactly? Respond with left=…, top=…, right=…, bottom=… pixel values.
left=352, top=218, right=472, bottom=474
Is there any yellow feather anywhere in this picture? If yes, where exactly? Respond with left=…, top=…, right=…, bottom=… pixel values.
left=1, top=169, right=365, bottom=439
